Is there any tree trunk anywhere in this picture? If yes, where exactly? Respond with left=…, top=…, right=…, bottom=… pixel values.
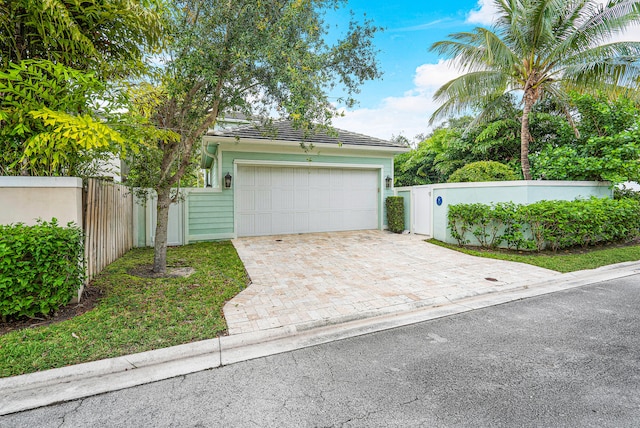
left=520, top=90, right=535, bottom=180
left=153, top=187, right=172, bottom=274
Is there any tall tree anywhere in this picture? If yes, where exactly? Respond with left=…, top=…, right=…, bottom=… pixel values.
left=429, top=0, right=640, bottom=179
left=127, top=0, right=381, bottom=273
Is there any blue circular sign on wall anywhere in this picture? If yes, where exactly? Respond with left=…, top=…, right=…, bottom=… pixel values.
left=436, top=196, right=443, bottom=206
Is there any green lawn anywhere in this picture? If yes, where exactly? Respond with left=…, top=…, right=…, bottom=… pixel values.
left=427, top=239, right=640, bottom=273
left=0, top=241, right=248, bottom=378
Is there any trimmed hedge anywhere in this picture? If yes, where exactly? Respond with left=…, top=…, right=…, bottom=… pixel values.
left=448, top=198, right=640, bottom=251
left=0, top=219, right=85, bottom=320
left=386, top=196, right=405, bottom=233
left=447, top=161, right=518, bottom=183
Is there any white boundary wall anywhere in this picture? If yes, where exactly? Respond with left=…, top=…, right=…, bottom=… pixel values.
left=396, top=180, right=612, bottom=243
left=0, top=176, right=83, bottom=227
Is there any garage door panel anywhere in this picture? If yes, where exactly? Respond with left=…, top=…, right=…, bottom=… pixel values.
left=254, top=213, right=272, bottom=236
left=346, top=209, right=377, bottom=229
left=330, top=189, right=344, bottom=209
left=294, top=212, right=309, bottom=233
left=272, top=212, right=294, bottom=234
left=237, top=166, right=255, bottom=186
left=272, top=167, right=294, bottom=186
left=273, top=189, right=294, bottom=210
left=238, top=214, right=255, bottom=236
left=255, top=189, right=272, bottom=211
left=237, top=166, right=378, bottom=237
left=310, top=168, right=330, bottom=186
left=309, top=211, right=330, bottom=232
left=310, top=189, right=331, bottom=210
left=238, top=189, right=255, bottom=211
left=295, top=169, right=309, bottom=186
left=329, top=211, right=345, bottom=230
left=294, top=189, right=309, bottom=210
left=255, top=167, right=272, bottom=186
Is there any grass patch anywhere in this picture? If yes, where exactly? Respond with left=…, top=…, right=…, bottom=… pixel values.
left=427, top=239, right=640, bottom=273
left=0, top=241, right=248, bottom=378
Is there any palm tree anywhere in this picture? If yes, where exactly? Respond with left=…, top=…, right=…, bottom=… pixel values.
left=430, top=0, right=640, bottom=179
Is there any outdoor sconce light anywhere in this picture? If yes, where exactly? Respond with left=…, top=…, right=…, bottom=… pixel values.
left=385, top=175, right=392, bottom=189
left=224, top=172, right=232, bottom=188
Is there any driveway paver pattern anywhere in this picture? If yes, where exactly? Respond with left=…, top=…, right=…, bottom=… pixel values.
left=224, top=230, right=561, bottom=335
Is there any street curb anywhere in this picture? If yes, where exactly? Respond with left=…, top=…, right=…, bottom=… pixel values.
left=1, top=261, right=639, bottom=416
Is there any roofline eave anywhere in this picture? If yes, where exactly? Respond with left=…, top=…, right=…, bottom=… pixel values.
left=201, top=135, right=410, bottom=154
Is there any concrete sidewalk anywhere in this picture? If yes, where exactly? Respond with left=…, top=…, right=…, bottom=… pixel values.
left=1, top=236, right=639, bottom=415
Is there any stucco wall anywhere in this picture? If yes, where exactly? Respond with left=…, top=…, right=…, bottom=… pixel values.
left=0, top=177, right=83, bottom=227
left=430, top=180, right=613, bottom=243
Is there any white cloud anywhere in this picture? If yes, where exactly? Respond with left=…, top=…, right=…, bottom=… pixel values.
left=466, top=0, right=498, bottom=25
left=332, top=59, right=462, bottom=142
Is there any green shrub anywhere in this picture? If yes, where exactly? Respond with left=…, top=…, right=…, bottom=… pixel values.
left=614, top=185, right=640, bottom=202
left=448, top=203, right=503, bottom=248
left=447, top=161, right=519, bottom=183
left=0, top=219, right=85, bottom=321
left=386, top=196, right=404, bottom=233
left=447, top=198, right=640, bottom=251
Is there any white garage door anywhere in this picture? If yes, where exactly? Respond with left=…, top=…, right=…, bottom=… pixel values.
left=237, top=166, right=379, bottom=237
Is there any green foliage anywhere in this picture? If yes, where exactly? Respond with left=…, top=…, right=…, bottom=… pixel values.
left=0, top=0, right=164, bottom=77
left=385, top=196, right=405, bottom=233
left=448, top=198, right=640, bottom=252
left=447, top=161, right=518, bottom=183
left=448, top=203, right=503, bottom=248
left=0, top=60, right=131, bottom=177
left=531, top=129, right=640, bottom=183
left=402, top=93, right=640, bottom=186
left=614, top=185, right=640, bottom=202
left=393, top=128, right=457, bottom=186
left=0, top=220, right=85, bottom=320
left=430, top=0, right=640, bottom=179
left=531, top=93, right=640, bottom=183
left=573, top=93, right=639, bottom=138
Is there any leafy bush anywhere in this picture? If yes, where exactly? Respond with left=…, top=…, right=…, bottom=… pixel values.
left=531, top=129, right=640, bottom=184
left=447, top=161, right=518, bottom=183
left=448, top=203, right=503, bottom=248
left=448, top=198, right=640, bottom=251
left=386, top=196, right=405, bottom=233
left=614, top=185, right=640, bottom=202
left=0, top=219, right=85, bottom=321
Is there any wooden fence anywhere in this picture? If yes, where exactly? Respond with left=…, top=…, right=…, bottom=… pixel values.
left=83, top=178, right=133, bottom=282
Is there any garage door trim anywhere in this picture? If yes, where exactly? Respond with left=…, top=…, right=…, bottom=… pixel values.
left=233, top=159, right=385, bottom=237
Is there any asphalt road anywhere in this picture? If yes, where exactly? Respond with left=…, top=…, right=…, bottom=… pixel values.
left=2, top=275, right=639, bottom=427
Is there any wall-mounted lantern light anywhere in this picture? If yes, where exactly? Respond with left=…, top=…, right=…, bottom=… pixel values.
left=385, top=175, right=392, bottom=189
left=224, top=172, right=232, bottom=188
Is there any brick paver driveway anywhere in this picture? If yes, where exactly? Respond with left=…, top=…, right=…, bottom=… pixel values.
left=223, top=230, right=560, bottom=335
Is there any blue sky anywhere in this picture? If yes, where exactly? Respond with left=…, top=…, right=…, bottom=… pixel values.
left=328, top=0, right=640, bottom=142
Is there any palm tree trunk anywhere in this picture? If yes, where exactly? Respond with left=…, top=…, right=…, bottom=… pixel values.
left=520, top=90, right=536, bottom=180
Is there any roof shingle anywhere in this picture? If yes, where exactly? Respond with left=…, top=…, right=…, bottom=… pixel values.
left=206, top=120, right=407, bottom=149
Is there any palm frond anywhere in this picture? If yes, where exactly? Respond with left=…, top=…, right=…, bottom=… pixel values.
left=565, top=0, right=640, bottom=52
left=430, top=71, right=511, bottom=124
left=563, top=59, right=640, bottom=93
left=430, top=28, right=518, bottom=73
